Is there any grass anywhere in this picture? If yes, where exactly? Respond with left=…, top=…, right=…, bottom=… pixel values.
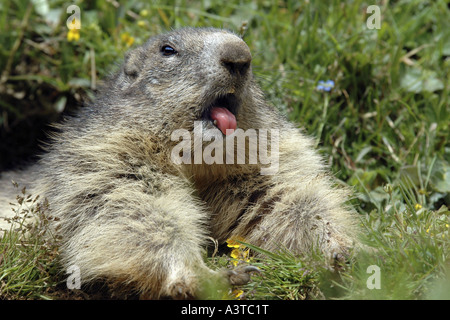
left=0, top=185, right=61, bottom=299
left=0, top=0, right=449, bottom=299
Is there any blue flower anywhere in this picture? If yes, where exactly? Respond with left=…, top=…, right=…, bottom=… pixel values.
left=316, top=80, right=335, bottom=92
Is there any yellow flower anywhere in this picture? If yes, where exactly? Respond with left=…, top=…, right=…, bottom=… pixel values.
left=231, top=289, right=244, bottom=300
left=121, top=32, right=135, bottom=47
left=226, top=236, right=245, bottom=248
left=241, top=248, right=250, bottom=262
left=230, top=248, right=240, bottom=266
left=137, top=20, right=147, bottom=28
left=67, top=28, right=80, bottom=42
left=414, top=203, right=422, bottom=210
left=227, top=237, right=252, bottom=267
left=140, top=9, right=149, bottom=17
left=230, top=248, right=240, bottom=259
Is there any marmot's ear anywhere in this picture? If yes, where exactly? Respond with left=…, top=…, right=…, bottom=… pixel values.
left=123, top=47, right=146, bottom=78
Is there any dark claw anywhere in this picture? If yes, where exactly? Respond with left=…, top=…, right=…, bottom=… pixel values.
left=227, top=265, right=260, bottom=286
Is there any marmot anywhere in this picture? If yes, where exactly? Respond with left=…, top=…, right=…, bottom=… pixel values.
left=0, top=27, right=358, bottom=299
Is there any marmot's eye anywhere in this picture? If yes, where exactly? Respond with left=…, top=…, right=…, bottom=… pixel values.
left=161, top=45, right=177, bottom=56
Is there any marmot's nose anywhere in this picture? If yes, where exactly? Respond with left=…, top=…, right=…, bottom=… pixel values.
left=220, top=40, right=252, bottom=77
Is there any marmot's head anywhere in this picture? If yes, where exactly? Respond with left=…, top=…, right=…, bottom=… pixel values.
left=114, top=28, right=254, bottom=137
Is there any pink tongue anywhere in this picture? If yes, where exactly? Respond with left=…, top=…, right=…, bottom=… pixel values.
left=210, top=107, right=237, bottom=135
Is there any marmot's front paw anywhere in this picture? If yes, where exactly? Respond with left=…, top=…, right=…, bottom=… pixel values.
left=226, top=265, right=260, bottom=286
left=327, top=241, right=353, bottom=270
left=140, top=274, right=198, bottom=300
left=166, top=280, right=196, bottom=300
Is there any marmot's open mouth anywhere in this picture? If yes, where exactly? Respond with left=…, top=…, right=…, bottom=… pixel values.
left=203, top=94, right=239, bottom=135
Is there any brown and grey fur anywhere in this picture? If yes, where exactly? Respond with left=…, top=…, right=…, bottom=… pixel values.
left=0, top=28, right=358, bottom=298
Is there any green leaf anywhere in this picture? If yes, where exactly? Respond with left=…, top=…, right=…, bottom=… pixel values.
left=430, top=159, right=450, bottom=193
left=400, top=68, right=444, bottom=93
